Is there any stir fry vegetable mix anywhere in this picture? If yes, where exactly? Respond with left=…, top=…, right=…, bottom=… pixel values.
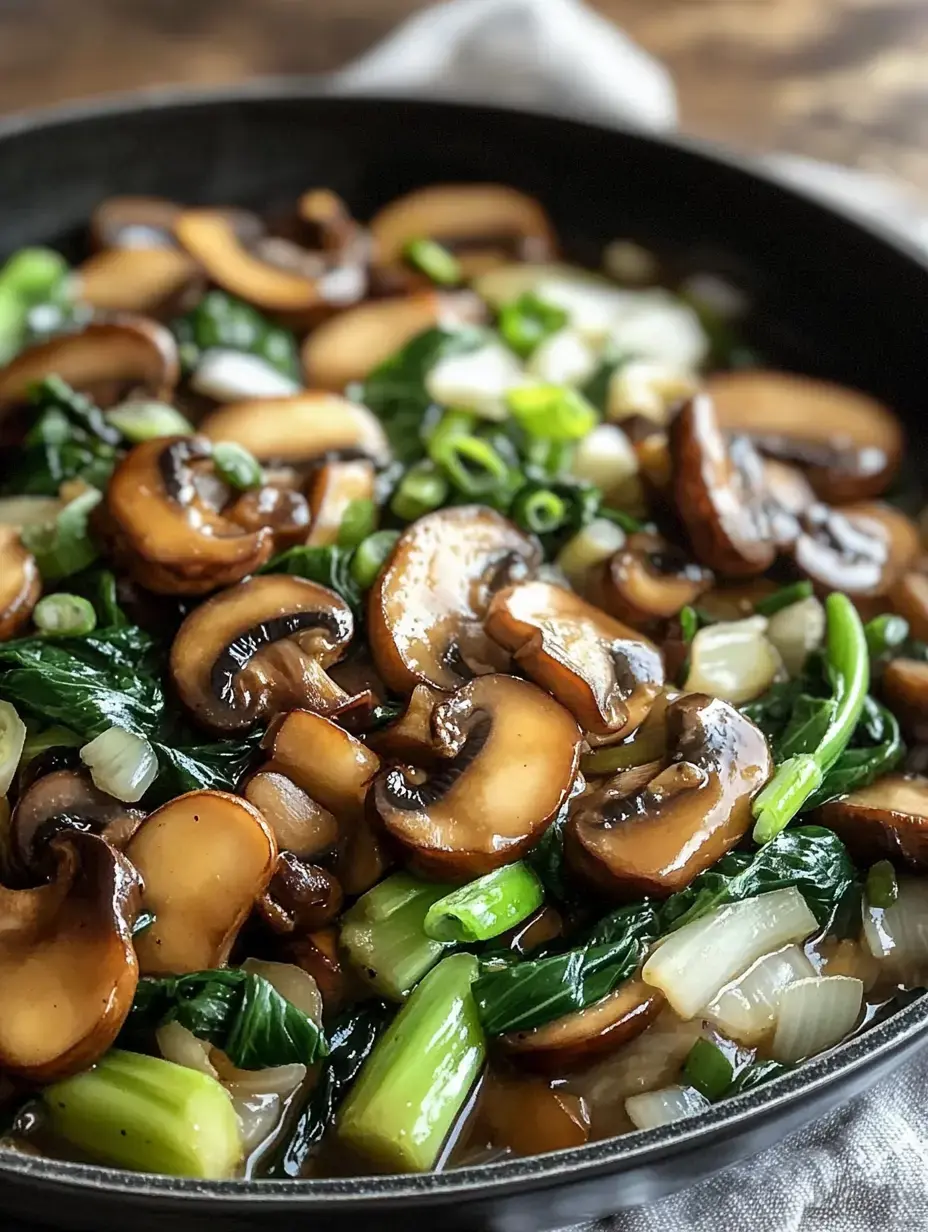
left=0, top=183, right=925, bottom=1179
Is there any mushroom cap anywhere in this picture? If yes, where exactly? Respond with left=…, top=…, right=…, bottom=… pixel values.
left=591, top=530, right=713, bottom=628
left=0, top=831, right=140, bottom=1082
left=372, top=673, right=581, bottom=879
left=890, top=570, right=928, bottom=643
left=306, top=459, right=375, bottom=548
left=486, top=580, right=665, bottom=737
left=706, top=369, right=903, bottom=502
left=76, top=247, right=200, bottom=316
left=0, top=529, right=40, bottom=641
left=0, top=318, right=179, bottom=412
left=125, top=789, right=277, bottom=976
left=226, top=484, right=311, bottom=551
left=815, top=774, right=928, bottom=869
left=881, top=658, right=928, bottom=738
left=105, top=435, right=273, bottom=593
left=671, top=395, right=776, bottom=578
left=199, top=392, right=390, bottom=468
left=568, top=693, right=773, bottom=898
left=257, top=851, right=344, bottom=935
left=90, top=195, right=183, bottom=249
left=368, top=505, right=541, bottom=693
left=794, top=501, right=920, bottom=597
left=170, top=574, right=358, bottom=733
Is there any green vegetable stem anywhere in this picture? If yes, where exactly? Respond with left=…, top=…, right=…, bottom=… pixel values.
left=424, top=863, right=544, bottom=944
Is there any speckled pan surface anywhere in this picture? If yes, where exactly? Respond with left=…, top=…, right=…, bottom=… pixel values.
left=0, top=87, right=927, bottom=1232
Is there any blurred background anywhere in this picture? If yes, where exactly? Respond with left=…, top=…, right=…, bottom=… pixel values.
left=2, top=0, right=926, bottom=194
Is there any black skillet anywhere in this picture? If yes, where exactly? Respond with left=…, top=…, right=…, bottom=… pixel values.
left=1, top=86, right=927, bottom=1232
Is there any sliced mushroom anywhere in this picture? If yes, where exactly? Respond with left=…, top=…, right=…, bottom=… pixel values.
left=762, top=459, right=816, bottom=550
left=499, top=978, right=663, bottom=1072
left=257, top=851, right=343, bottom=935
left=76, top=247, right=200, bottom=316
left=125, top=789, right=276, bottom=975
left=568, top=693, right=772, bottom=898
left=695, top=580, right=780, bottom=623
left=200, top=392, right=390, bottom=468
left=10, top=766, right=143, bottom=875
left=0, top=831, right=140, bottom=1081
left=301, top=290, right=485, bottom=390
left=306, top=460, right=375, bottom=548
left=105, top=435, right=273, bottom=593
left=226, top=485, right=311, bottom=551
left=372, top=674, right=581, bottom=879
left=815, top=774, right=928, bottom=868
left=671, top=395, right=776, bottom=577
left=891, top=570, right=928, bottom=642
left=296, top=189, right=362, bottom=254
left=285, top=926, right=345, bottom=1013
left=794, top=502, right=919, bottom=596
left=243, top=767, right=339, bottom=858
left=0, top=318, right=179, bottom=411
left=369, top=505, right=541, bottom=693
left=91, top=195, right=182, bottom=249
left=0, top=529, right=40, bottom=641
left=170, top=574, right=364, bottom=733
left=882, top=658, right=928, bottom=739
left=366, top=684, right=446, bottom=763
left=589, top=530, right=714, bottom=629
left=370, top=183, right=556, bottom=283
left=706, top=369, right=903, bottom=502
left=485, top=581, right=664, bottom=737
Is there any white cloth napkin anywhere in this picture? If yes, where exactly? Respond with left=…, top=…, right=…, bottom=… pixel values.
left=337, top=4, right=928, bottom=1228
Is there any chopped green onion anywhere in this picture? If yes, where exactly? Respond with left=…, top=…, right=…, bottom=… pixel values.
left=498, top=292, right=568, bottom=358
left=424, top=863, right=544, bottom=943
left=864, top=613, right=910, bottom=659
left=337, top=498, right=378, bottom=550
left=42, top=1050, right=243, bottom=1179
left=337, top=953, right=485, bottom=1172
left=390, top=462, right=449, bottom=522
left=511, top=486, right=568, bottom=535
left=33, top=593, right=97, bottom=637
left=350, top=530, right=400, bottom=590
left=0, top=247, right=69, bottom=302
left=402, top=238, right=462, bottom=287
left=211, top=441, right=264, bottom=491
left=507, top=384, right=598, bottom=442
left=105, top=400, right=194, bottom=443
left=683, top=1038, right=734, bottom=1101
left=866, top=859, right=898, bottom=909
left=754, top=581, right=814, bottom=617
left=20, top=489, right=102, bottom=580
left=679, top=605, right=700, bottom=644
left=523, top=436, right=575, bottom=476
left=598, top=506, right=646, bottom=533
left=433, top=433, right=511, bottom=497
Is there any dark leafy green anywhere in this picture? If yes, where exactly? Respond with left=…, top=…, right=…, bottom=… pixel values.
left=525, top=810, right=569, bottom=902
left=580, top=349, right=627, bottom=414
left=171, top=290, right=300, bottom=379
left=5, top=377, right=120, bottom=496
left=259, top=545, right=362, bottom=615
left=753, top=581, right=814, bottom=617
left=149, top=731, right=264, bottom=801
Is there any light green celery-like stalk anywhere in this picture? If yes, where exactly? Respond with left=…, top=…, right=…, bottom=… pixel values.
left=424, top=862, right=544, bottom=943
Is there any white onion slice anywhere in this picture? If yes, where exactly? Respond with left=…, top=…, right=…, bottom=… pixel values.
left=607, top=291, right=708, bottom=369
left=526, top=328, right=598, bottom=386
left=771, top=975, right=863, bottom=1063
left=472, top=262, right=607, bottom=309
left=80, top=725, right=158, bottom=802
left=156, top=1021, right=219, bottom=1078
left=684, top=615, right=783, bottom=705
left=191, top=349, right=301, bottom=402
left=705, top=944, right=817, bottom=1045
left=625, top=1085, right=709, bottom=1131
left=242, top=958, right=323, bottom=1027
left=425, top=341, right=525, bottom=420
left=765, top=597, right=826, bottom=679
left=0, top=496, right=63, bottom=529
left=606, top=359, right=698, bottom=426
left=862, top=877, right=928, bottom=978
left=0, top=702, right=26, bottom=798
left=642, top=888, right=819, bottom=1020
left=570, top=423, right=638, bottom=496
left=225, top=1063, right=308, bottom=1155
left=555, top=518, right=626, bottom=589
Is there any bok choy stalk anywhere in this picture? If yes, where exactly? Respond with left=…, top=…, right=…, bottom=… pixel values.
left=337, top=954, right=485, bottom=1172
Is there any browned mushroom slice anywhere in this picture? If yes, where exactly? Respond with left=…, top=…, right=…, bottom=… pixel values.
left=794, top=502, right=919, bottom=596
left=499, top=978, right=664, bottom=1073
left=762, top=459, right=816, bottom=550
left=891, top=571, right=928, bottom=642
left=815, top=774, right=928, bottom=868
left=296, top=189, right=361, bottom=254
left=485, top=581, right=664, bottom=738
left=706, top=369, right=903, bottom=502
left=590, top=531, right=713, bottom=629
left=670, top=395, right=775, bottom=577
left=372, top=674, right=581, bottom=879
left=200, top=392, right=390, bottom=468
left=243, top=766, right=339, bottom=858
left=307, top=460, right=375, bottom=548
left=226, top=485, right=311, bottom=551
left=370, top=184, right=557, bottom=282
left=106, top=436, right=273, bottom=594
left=882, top=658, right=928, bottom=739
left=76, top=247, right=200, bottom=316
left=286, top=926, right=345, bottom=1012
left=91, top=195, right=182, bottom=249
left=568, top=693, right=772, bottom=898
left=301, top=291, right=485, bottom=390
left=369, top=505, right=541, bottom=693
left=367, top=683, right=445, bottom=763
left=0, top=318, right=179, bottom=411
left=170, top=574, right=364, bottom=733
left=0, top=529, right=40, bottom=641
left=695, top=580, right=780, bottom=623
left=0, top=831, right=140, bottom=1082
left=257, top=851, right=344, bottom=935
left=125, top=790, right=276, bottom=975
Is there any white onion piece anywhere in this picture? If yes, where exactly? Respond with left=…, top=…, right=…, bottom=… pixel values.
left=555, top=518, right=626, bottom=589
left=679, top=273, right=748, bottom=321
left=191, top=349, right=301, bottom=402
left=535, top=279, right=634, bottom=342
left=607, top=291, right=708, bottom=369
left=625, top=1085, right=709, bottom=1131
left=606, top=359, right=698, bottom=427
left=642, top=888, right=819, bottom=1020
left=862, top=877, right=928, bottom=978
left=242, top=958, right=323, bottom=1027
left=0, top=702, right=26, bottom=799
left=602, top=240, right=660, bottom=286
left=0, top=495, right=63, bottom=528
left=80, top=725, right=158, bottom=802
left=705, top=944, right=817, bottom=1045
left=156, top=1021, right=219, bottom=1078
left=766, top=597, right=826, bottom=679
left=472, top=262, right=608, bottom=308
left=565, top=1012, right=702, bottom=1114
left=425, top=341, right=526, bottom=420
left=225, top=1064, right=308, bottom=1155
left=570, top=423, right=638, bottom=496
left=526, top=328, right=598, bottom=386
left=771, top=975, right=863, bottom=1064
left=684, top=616, right=783, bottom=705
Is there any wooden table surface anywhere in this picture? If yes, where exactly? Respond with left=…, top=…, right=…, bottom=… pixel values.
left=2, top=0, right=927, bottom=198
